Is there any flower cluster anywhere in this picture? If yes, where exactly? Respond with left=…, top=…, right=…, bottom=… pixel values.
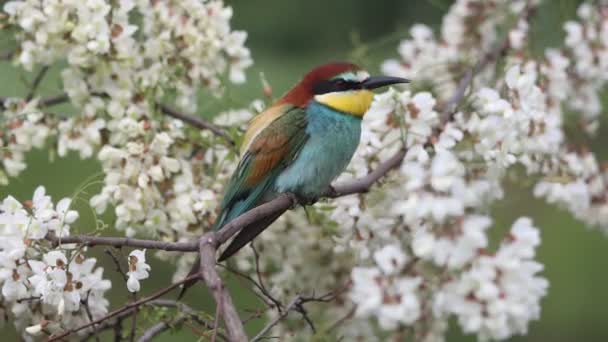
left=0, top=99, right=51, bottom=185
left=1, top=0, right=256, bottom=268
left=0, top=187, right=111, bottom=338
left=382, top=0, right=539, bottom=99
left=1, top=0, right=252, bottom=232
left=434, top=218, right=548, bottom=340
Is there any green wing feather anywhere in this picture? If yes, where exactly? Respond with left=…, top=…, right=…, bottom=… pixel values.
left=213, top=106, right=308, bottom=232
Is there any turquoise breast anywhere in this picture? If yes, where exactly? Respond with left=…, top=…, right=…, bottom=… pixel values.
left=274, top=101, right=362, bottom=200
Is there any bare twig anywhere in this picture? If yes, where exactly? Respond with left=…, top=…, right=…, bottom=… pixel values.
left=158, top=103, right=235, bottom=146
left=82, top=294, right=102, bottom=342
left=113, top=317, right=124, bottom=342
left=48, top=234, right=199, bottom=252
left=218, top=264, right=276, bottom=308
left=136, top=317, right=186, bottom=342
left=26, top=66, right=49, bottom=101
left=251, top=243, right=283, bottom=311
left=250, top=296, right=301, bottom=342
left=39, top=93, right=70, bottom=107
left=327, top=305, right=356, bottom=333
left=129, top=295, right=138, bottom=342
left=104, top=248, right=128, bottom=281
left=103, top=248, right=137, bottom=342
left=148, top=299, right=226, bottom=340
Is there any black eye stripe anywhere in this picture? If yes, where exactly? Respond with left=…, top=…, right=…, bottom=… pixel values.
left=312, top=79, right=362, bottom=95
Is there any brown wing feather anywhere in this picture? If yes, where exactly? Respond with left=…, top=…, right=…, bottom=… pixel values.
left=245, top=133, right=291, bottom=187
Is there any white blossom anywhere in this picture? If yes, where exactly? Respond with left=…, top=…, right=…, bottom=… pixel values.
left=126, top=249, right=150, bottom=292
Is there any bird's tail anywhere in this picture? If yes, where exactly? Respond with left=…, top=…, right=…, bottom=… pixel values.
left=177, top=204, right=281, bottom=299
left=218, top=209, right=283, bottom=261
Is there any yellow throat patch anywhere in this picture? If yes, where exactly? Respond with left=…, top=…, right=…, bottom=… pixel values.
left=314, top=90, right=375, bottom=117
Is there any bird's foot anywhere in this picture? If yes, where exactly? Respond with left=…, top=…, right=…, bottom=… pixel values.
left=288, top=193, right=316, bottom=207
left=325, top=184, right=338, bottom=198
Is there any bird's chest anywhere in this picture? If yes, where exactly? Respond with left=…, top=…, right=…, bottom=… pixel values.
left=274, top=105, right=361, bottom=199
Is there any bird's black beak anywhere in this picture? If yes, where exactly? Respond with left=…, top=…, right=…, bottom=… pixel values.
left=362, top=76, right=410, bottom=90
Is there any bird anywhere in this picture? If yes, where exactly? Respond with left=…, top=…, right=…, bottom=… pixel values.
left=214, top=62, right=408, bottom=261
left=178, top=62, right=407, bottom=299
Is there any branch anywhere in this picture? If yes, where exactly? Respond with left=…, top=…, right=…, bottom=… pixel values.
left=48, top=274, right=199, bottom=341
left=198, top=234, right=247, bottom=341
left=47, top=234, right=198, bottom=252
left=26, top=66, right=49, bottom=101
left=158, top=103, right=235, bottom=146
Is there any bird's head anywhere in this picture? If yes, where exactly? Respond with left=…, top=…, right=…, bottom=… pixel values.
left=279, top=62, right=409, bottom=117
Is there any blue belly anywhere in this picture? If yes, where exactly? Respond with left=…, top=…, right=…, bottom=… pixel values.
left=274, top=101, right=361, bottom=199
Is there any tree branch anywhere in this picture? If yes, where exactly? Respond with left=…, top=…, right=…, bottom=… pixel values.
left=198, top=234, right=247, bottom=341
left=47, top=234, right=198, bottom=252
left=158, top=103, right=235, bottom=146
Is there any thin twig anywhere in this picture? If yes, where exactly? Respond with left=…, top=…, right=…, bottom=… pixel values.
left=104, top=248, right=128, bottom=281
left=82, top=293, right=102, bottom=342
left=104, top=248, right=137, bottom=342
left=129, top=295, right=138, bottom=342
left=250, top=296, right=301, bottom=342
left=251, top=243, right=283, bottom=311
left=26, top=66, right=49, bottom=101
left=136, top=317, right=186, bottom=342
left=326, top=305, right=356, bottom=333
left=218, top=264, right=276, bottom=308
left=48, top=234, right=199, bottom=252
left=158, top=103, right=235, bottom=146
left=113, top=316, right=124, bottom=342
left=148, top=299, right=226, bottom=340
left=39, top=93, right=70, bottom=107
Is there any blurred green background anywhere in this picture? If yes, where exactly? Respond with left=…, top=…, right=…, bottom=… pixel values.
left=2, top=0, right=608, bottom=341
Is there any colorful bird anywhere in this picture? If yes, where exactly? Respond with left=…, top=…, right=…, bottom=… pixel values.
left=215, top=62, right=409, bottom=261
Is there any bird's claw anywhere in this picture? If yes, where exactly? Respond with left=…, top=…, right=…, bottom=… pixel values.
left=326, top=184, right=338, bottom=197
